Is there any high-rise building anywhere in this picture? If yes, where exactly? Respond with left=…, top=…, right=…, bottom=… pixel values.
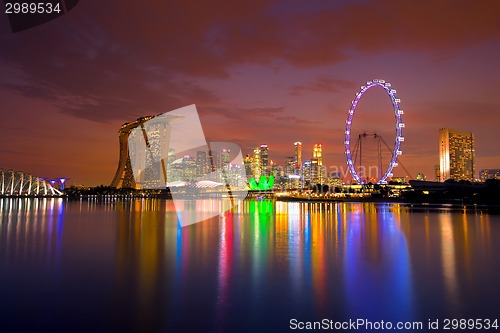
left=302, top=160, right=311, bottom=184
left=434, top=164, right=440, bottom=182
left=270, top=161, right=283, bottom=178
left=260, top=144, right=269, bottom=175
left=252, top=147, right=262, bottom=178
left=479, top=169, right=500, bottom=181
left=243, top=154, right=253, bottom=177
left=310, top=159, right=326, bottom=185
left=196, top=151, right=208, bottom=178
left=313, top=143, right=323, bottom=165
left=221, top=149, right=231, bottom=167
left=439, top=128, right=475, bottom=182
left=294, top=142, right=302, bottom=167
left=206, top=150, right=221, bottom=173
left=311, top=158, right=319, bottom=184
left=309, top=143, right=325, bottom=184
left=285, top=156, right=295, bottom=176
left=182, top=155, right=197, bottom=181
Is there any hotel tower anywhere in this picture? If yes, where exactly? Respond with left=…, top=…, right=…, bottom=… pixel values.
left=439, top=128, right=475, bottom=182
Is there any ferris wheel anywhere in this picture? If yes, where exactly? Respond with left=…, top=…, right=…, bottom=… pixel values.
left=344, top=79, right=405, bottom=184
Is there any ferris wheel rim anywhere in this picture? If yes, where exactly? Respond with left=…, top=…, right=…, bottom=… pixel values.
left=344, top=79, right=404, bottom=184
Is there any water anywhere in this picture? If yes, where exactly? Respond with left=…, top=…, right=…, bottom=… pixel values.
left=1, top=198, right=499, bottom=332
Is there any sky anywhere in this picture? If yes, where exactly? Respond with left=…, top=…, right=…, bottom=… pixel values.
left=1, top=0, right=499, bottom=186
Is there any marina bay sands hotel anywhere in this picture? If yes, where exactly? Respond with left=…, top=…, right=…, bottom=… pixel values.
left=110, top=114, right=168, bottom=189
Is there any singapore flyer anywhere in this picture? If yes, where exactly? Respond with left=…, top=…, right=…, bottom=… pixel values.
left=344, top=79, right=405, bottom=184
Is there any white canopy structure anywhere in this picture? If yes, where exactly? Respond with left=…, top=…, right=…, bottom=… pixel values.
left=0, top=169, right=62, bottom=196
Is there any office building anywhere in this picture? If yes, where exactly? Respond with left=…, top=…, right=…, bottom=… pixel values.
left=313, top=143, right=323, bottom=165
left=294, top=142, right=302, bottom=167
left=285, top=156, right=295, bottom=176
left=196, top=151, right=209, bottom=178
left=260, top=144, right=269, bottom=175
left=221, top=149, right=231, bottom=167
left=243, top=154, right=253, bottom=177
left=252, top=147, right=262, bottom=178
left=302, top=160, right=311, bottom=184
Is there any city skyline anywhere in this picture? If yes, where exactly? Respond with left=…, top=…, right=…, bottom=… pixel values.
left=1, top=1, right=500, bottom=186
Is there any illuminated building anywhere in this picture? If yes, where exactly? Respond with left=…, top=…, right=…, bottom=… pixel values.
left=260, top=144, right=269, bottom=175
left=252, top=147, right=262, bottom=178
left=196, top=151, right=208, bottom=178
left=166, top=148, right=177, bottom=181
left=302, top=160, right=311, bottom=184
left=416, top=173, right=426, bottom=181
left=310, top=160, right=326, bottom=185
left=311, top=158, right=319, bottom=184
left=294, top=142, right=302, bottom=167
left=328, top=173, right=343, bottom=188
left=391, top=177, right=406, bottom=184
left=439, top=128, right=475, bottom=182
left=182, top=155, right=197, bottom=181
left=209, top=150, right=221, bottom=170
left=111, top=114, right=174, bottom=188
left=311, top=143, right=326, bottom=184
left=434, top=165, right=440, bottom=182
left=480, top=169, right=500, bottom=181
left=270, top=161, right=283, bottom=178
left=313, top=143, right=323, bottom=165
left=243, top=154, right=253, bottom=177
left=221, top=149, right=231, bottom=167
left=285, top=156, right=295, bottom=176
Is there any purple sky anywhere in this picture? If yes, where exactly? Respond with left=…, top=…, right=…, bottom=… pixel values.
left=1, top=0, right=499, bottom=186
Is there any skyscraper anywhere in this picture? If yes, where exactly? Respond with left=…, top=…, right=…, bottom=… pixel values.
left=311, top=158, right=319, bottom=184
left=209, top=150, right=221, bottom=170
left=252, top=147, right=262, bottom=178
left=196, top=151, right=208, bottom=178
left=439, top=128, right=475, bottom=182
left=434, top=164, right=440, bottom=182
left=285, top=156, right=295, bottom=176
left=221, top=149, right=231, bottom=167
left=243, top=154, right=253, bottom=177
left=294, top=142, right=302, bottom=167
left=311, top=143, right=326, bottom=184
left=313, top=143, right=323, bottom=165
left=302, top=160, right=311, bottom=184
left=260, top=144, right=269, bottom=175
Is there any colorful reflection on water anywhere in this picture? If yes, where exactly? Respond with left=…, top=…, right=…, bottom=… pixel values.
left=1, top=198, right=499, bottom=332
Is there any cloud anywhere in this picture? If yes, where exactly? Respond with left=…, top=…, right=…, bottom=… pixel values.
left=290, top=77, right=356, bottom=96
left=1, top=0, right=499, bottom=124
